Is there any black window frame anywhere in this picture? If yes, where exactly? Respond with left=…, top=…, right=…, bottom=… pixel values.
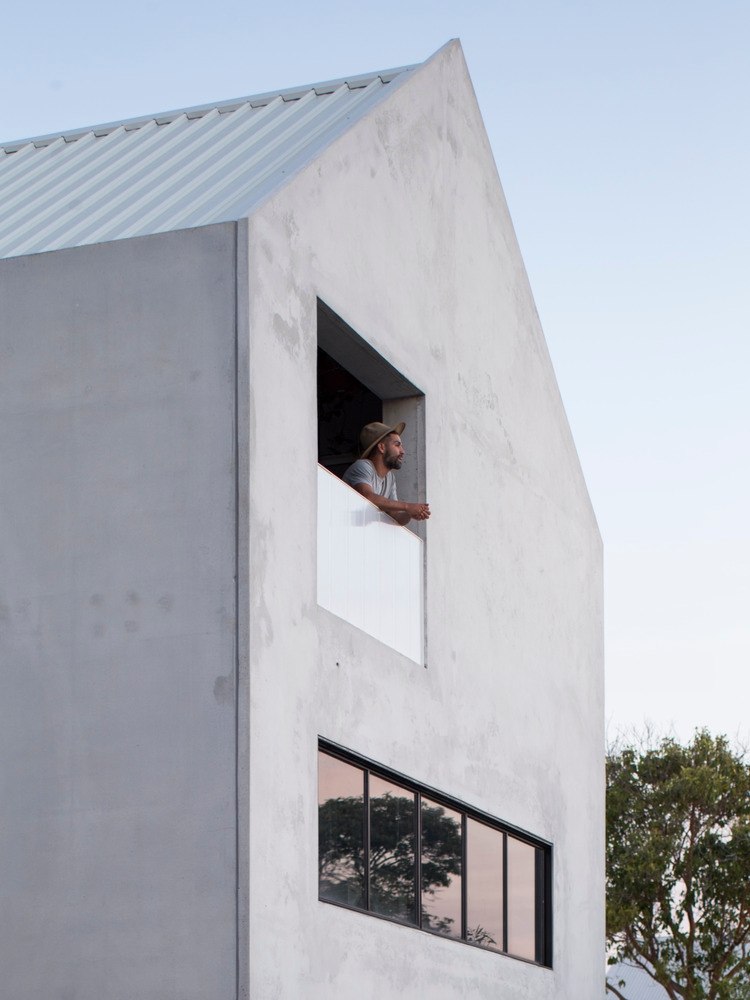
left=318, top=739, right=553, bottom=969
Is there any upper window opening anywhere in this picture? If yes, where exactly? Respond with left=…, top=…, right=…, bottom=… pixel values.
left=316, top=300, right=428, bottom=538
left=317, top=300, right=423, bottom=463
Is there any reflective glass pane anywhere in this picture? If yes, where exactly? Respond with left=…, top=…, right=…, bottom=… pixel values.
left=507, top=837, right=537, bottom=961
left=318, top=752, right=365, bottom=908
left=369, top=775, right=416, bottom=923
left=466, top=819, right=503, bottom=950
left=421, top=799, right=462, bottom=937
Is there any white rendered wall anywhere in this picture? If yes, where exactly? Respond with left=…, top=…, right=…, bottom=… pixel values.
left=242, top=40, right=603, bottom=1000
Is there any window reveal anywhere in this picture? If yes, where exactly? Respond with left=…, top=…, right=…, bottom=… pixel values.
left=317, top=744, right=552, bottom=967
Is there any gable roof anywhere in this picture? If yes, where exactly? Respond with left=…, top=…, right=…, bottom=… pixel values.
left=0, top=63, right=418, bottom=261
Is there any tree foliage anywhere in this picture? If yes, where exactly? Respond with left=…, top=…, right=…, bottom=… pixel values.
left=607, top=730, right=750, bottom=1000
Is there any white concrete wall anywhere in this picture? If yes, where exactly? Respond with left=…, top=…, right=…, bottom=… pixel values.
left=243, top=40, right=603, bottom=1000
left=0, top=225, right=238, bottom=1000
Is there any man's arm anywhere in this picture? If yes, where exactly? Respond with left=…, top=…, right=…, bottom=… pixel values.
left=351, top=483, right=430, bottom=525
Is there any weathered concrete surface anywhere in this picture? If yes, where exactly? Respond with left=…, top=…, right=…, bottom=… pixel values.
left=0, top=225, right=237, bottom=999
left=243, top=40, right=603, bottom=999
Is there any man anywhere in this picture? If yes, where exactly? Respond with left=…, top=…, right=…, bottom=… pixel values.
left=342, top=421, right=431, bottom=526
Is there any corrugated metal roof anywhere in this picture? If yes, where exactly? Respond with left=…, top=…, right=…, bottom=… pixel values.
left=607, top=962, right=671, bottom=999
left=0, top=64, right=417, bottom=260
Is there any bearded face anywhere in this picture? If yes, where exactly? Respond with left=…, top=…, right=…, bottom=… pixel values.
left=382, top=434, right=404, bottom=470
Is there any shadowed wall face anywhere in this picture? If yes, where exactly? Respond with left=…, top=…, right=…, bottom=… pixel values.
left=0, top=224, right=238, bottom=1000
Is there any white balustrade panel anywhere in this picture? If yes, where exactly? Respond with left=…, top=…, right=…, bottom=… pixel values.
left=317, top=465, right=424, bottom=665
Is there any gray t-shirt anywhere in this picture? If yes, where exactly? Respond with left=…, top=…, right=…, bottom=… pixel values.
left=342, top=459, right=398, bottom=501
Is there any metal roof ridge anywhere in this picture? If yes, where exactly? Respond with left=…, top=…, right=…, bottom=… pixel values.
left=0, top=63, right=420, bottom=154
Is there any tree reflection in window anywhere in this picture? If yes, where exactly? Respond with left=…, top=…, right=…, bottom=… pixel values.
left=318, top=754, right=365, bottom=908
left=317, top=747, right=551, bottom=967
left=369, top=777, right=416, bottom=922
left=420, top=798, right=462, bottom=937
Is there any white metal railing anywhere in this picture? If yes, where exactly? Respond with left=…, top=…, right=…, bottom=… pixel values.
left=317, top=465, right=424, bottom=664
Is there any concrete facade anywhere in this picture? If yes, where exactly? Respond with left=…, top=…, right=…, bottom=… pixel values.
left=0, top=40, right=603, bottom=999
left=243, top=41, right=603, bottom=999
left=0, top=226, right=238, bottom=999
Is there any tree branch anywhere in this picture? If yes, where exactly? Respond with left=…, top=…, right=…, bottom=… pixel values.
left=605, top=980, right=629, bottom=1000
left=621, top=945, right=683, bottom=1000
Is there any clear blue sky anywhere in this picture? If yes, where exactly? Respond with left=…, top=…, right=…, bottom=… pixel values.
left=5, top=0, right=748, bottom=743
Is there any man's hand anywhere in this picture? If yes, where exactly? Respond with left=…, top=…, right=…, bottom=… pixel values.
left=405, top=502, right=430, bottom=521
left=350, top=483, right=431, bottom=525
left=388, top=501, right=430, bottom=526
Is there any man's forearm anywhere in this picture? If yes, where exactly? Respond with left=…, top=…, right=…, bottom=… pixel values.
left=351, top=485, right=430, bottom=523
left=368, top=494, right=413, bottom=523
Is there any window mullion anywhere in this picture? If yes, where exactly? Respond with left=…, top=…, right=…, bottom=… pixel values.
left=415, top=791, right=422, bottom=928
left=364, top=769, right=371, bottom=912
left=502, top=832, right=508, bottom=954
left=535, top=847, right=543, bottom=965
left=461, top=812, right=467, bottom=941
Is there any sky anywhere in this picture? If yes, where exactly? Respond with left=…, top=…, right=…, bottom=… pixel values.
left=3, top=0, right=748, bottom=745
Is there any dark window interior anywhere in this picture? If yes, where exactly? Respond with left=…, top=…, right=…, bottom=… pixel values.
left=317, top=348, right=381, bottom=478
left=316, top=300, right=423, bottom=485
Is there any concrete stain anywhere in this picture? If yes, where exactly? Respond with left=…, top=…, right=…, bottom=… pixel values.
left=217, top=606, right=236, bottom=629
left=272, top=311, right=301, bottom=359
left=251, top=519, right=275, bottom=647
left=124, top=620, right=138, bottom=633
left=499, top=419, right=517, bottom=466
left=157, top=594, right=173, bottom=612
left=213, top=672, right=234, bottom=706
left=281, top=210, right=300, bottom=242
left=376, top=119, right=400, bottom=181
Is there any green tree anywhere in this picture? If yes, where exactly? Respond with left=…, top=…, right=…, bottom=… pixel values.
left=607, top=730, right=750, bottom=1000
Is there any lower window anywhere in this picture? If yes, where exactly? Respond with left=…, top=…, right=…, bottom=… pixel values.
left=318, top=742, right=552, bottom=967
